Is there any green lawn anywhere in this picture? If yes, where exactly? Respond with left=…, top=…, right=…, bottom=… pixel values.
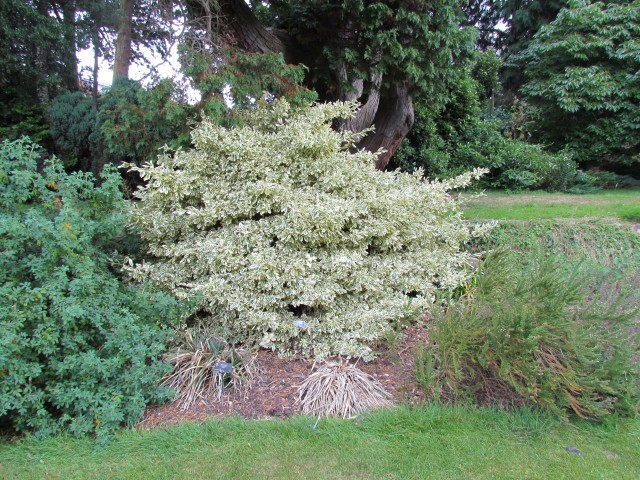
left=1, top=406, right=639, bottom=480
left=460, top=188, right=640, bottom=222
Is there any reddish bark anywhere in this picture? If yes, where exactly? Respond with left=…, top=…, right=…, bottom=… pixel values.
left=113, top=0, right=135, bottom=82
left=220, top=0, right=291, bottom=59
left=358, top=84, right=415, bottom=170
left=217, top=0, right=415, bottom=167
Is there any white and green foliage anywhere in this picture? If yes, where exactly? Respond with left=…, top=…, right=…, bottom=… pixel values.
left=129, top=100, right=486, bottom=359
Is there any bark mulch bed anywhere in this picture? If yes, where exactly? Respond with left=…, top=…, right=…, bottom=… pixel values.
left=139, top=324, right=430, bottom=430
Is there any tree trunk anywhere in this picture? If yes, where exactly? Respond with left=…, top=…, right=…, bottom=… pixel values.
left=60, top=0, right=80, bottom=91
left=215, top=0, right=414, bottom=169
left=357, top=84, right=414, bottom=170
left=35, top=0, right=50, bottom=106
left=336, top=67, right=382, bottom=134
left=219, top=0, right=295, bottom=61
left=92, top=24, right=100, bottom=109
left=113, top=0, right=135, bottom=82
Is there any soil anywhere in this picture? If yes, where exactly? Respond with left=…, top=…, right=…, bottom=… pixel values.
left=139, top=323, right=430, bottom=430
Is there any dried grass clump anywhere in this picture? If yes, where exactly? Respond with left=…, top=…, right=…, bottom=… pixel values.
left=298, top=361, right=393, bottom=418
left=162, top=326, right=255, bottom=409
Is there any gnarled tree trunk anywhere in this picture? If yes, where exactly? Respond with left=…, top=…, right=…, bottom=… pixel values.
left=336, top=67, right=382, bottom=135
left=216, top=0, right=414, bottom=168
left=219, top=0, right=291, bottom=58
left=357, top=84, right=414, bottom=170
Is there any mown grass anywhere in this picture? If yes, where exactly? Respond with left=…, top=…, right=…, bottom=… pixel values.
left=460, top=188, right=640, bottom=222
left=1, top=406, right=639, bottom=480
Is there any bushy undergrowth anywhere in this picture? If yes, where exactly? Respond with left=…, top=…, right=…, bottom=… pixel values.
left=392, top=59, right=586, bottom=192
left=418, top=249, right=639, bottom=421
left=578, top=171, right=640, bottom=192
left=128, top=100, right=488, bottom=359
left=0, top=139, right=179, bottom=439
left=49, top=91, right=97, bottom=168
left=395, top=115, right=582, bottom=191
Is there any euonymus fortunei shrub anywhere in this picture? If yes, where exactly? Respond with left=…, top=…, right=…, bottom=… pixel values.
left=0, top=139, right=178, bottom=439
left=129, top=100, right=487, bottom=359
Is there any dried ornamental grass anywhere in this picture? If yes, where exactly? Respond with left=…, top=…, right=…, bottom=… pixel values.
left=162, top=327, right=255, bottom=409
left=298, top=361, right=393, bottom=418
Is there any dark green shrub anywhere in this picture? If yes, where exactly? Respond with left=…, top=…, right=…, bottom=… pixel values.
left=0, top=138, right=179, bottom=439
left=395, top=113, right=582, bottom=191
left=96, top=78, right=192, bottom=171
left=486, top=136, right=578, bottom=191
left=49, top=92, right=98, bottom=168
left=393, top=60, right=583, bottom=192
left=418, top=250, right=639, bottom=421
left=0, top=103, right=50, bottom=147
left=517, top=0, right=640, bottom=168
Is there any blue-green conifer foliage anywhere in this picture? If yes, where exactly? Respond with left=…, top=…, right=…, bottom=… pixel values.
left=0, top=139, right=178, bottom=439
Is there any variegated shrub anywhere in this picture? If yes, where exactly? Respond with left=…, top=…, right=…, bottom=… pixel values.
left=128, top=100, right=486, bottom=359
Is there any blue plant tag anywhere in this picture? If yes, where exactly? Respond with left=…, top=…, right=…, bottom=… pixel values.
left=293, top=320, right=307, bottom=329
left=213, top=361, right=233, bottom=374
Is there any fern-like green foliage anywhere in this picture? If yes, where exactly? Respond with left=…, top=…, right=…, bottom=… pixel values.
left=180, top=48, right=317, bottom=112
left=128, top=100, right=488, bottom=360
left=0, top=138, right=179, bottom=439
left=260, top=0, right=476, bottom=101
left=419, top=249, right=639, bottom=420
left=517, top=0, right=640, bottom=166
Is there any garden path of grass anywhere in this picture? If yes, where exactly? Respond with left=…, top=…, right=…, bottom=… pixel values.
left=1, top=406, right=639, bottom=480
left=460, top=188, right=640, bottom=222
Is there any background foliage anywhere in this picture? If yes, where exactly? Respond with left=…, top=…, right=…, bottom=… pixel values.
left=3, top=0, right=638, bottom=185
left=49, top=91, right=98, bottom=169
left=96, top=78, right=192, bottom=171
left=393, top=52, right=582, bottom=191
left=258, top=0, right=477, bottom=98
left=516, top=0, right=640, bottom=168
